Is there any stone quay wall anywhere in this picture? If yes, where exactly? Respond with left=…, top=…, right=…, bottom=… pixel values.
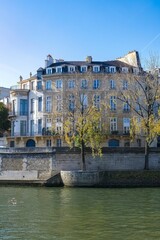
left=0, top=147, right=160, bottom=184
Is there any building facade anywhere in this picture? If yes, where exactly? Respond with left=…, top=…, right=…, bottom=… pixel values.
left=7, top=51, right=148, bottom=148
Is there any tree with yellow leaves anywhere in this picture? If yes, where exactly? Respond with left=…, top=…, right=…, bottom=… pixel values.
left=118, top=54, right=160, bottom=169
left=64, top=88, right=105, bottom=171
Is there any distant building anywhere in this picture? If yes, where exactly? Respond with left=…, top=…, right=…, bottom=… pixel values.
left=7, top=51, right=146, bottom=148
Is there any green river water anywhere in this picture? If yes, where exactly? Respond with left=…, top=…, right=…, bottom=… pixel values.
left=0, top=186, right=160, bottom=240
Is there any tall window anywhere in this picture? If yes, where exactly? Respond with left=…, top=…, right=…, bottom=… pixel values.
left=46, top=96, right=52, bottom=112
left=30, top=120, right=34, bottom=136
left=31, top=81, right=35, bottom=90
left=20, top=99, right=28, bottom=116
left=123, top=80, right=128, bottom=90
left=57, top=95, right=62, bottom=112
left=80, top=94, right=88, bottom=109
left=68, top=80, right=75, bottom=89
left=11, top=121, right=15, bottom=136
left=20, top=120, right=27, bottom=136
left=46, top=139, right=52, bottom=147
left=38, top=119, right=42, bottom=134
left=110, top=118, right=117, bottom=132
left=31, top=98, right=35, bottom=113
left=56, top=79, right=62, bottom=89
left=110, top=96, right=116, bottom=110
left=93, top=94, right=100, bottom=109
left=12, top=100, right=16, bottom=115
left=123, top=118, right=130, bottom=134
left=38, top=97, right=42, bottom=112
left=110, top=79, right=116, bottom=89
left=81, top=79, right=88, bottom=89
left=37, top=81, right=42, bottom=90
left=69, top=94, right=75, bottom=111
left=123, top=102, right=130, bottom=112
left=93, top=79, right=100, bottom=89
left=56, top=139, right=62, bottom=147
left=46, top=80, right=52, bottom=90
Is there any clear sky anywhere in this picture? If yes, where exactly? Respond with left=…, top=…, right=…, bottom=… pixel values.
left=0, top=0, right=160, bottom=88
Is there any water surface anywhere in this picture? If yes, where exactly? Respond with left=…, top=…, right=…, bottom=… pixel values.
left=0, top=187, right=160, bottom=239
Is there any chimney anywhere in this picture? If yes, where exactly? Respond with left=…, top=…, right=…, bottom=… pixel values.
left=86, top=56, right=92, bottom=63
left=30, top=72, right=32, bottom=78
left=45, top=54, right=53, bottom=68
left=19, top=75, right=23, bottom=81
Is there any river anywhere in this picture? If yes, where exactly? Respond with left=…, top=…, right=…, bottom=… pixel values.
left=0, top=186, right=160, bottom=240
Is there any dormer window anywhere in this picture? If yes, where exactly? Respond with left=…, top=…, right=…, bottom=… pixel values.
left=47, top=68, right=52, bottom=75
left=106, top=66, right=116, bottom=73
left=68, top=66, right=75, bottom=72
left=56, top=67, right=62, bottom=73
left=81, top=66, right=87, bottom=72
left=93, top=66, right=100, bottom=72
left=122, top=67, right=128, bottom=73
left=133, top=68, right=139, bottom=74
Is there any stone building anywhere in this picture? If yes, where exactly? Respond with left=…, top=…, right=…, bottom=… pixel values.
left=7, top=50, right=146, bottom=148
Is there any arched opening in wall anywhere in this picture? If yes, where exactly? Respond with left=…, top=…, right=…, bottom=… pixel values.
left=26, top=139, right=36, bottom=147
left=108, top=139, right=119, bottom=147
left=157, top=136, right=160, bottom=147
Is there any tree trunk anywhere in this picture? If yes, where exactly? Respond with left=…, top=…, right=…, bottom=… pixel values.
left=81, top=139, right=86, bottom=171
left=144, top=141, right=149, bottom=170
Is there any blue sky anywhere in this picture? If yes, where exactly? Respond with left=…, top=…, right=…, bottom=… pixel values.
left=0, top=0, right=160, bottom=88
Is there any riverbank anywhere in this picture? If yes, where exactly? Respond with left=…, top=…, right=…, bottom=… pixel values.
left=0, top=147, right=160, bottom=187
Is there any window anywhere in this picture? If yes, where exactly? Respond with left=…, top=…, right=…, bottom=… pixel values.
left=57, top=95, right=62, bottom=112
left=11, top=121, right=15, bottom=136
left=93, top=94, right=100, bottom=109
left=10, top=141, right=15, bottom=147
left=20, top=99, right=28, bottom=116
left=31, top=98, right=35, bottom=113
left=80, top=94, right=88, bottom=109
left=56, top=139, right=62, bottom=147
left=38, top=119, right=42, bottom=134
left=20, top=120, right=27, bottom=136
left=106, top=66, right=116, bottom=73
left=81, top=66, right=87, bottom=72
left=123, top=118, right=130, bottom=134
left=68, top=80, right=75, bottom=89
left=46, top=80, right=52, bottom=90
left=122, top=67, right=128, bottom=73
left=68, top=66, right=75, bottom=72
left=123, top=102, right=130, bottom=112
left=46, top=96, right=52, bottom=112
left=47, top=68, right=52, bottom=74
left=123, top=80, right=128, bottom=90
left=69, top=94, right=75, bottom=111
left=93, top=79, right=100, bottom=89
left=93, top=66, right=100, bottom=72
left=12, top=100, right=16, bottom=115
left=110, top=96, right=116, bottom=110
left=31, top=81, right=35, bottom=90
left=46, top=139, right=52, bottom=147
left=30, top=120, right=34, bottom=136
left=81, top=79, right=88, bottom=89
left=56, top=126, right=62, bottom=134
left=56, top=79, right=62, bottom=88
left=56, top=67, right=62, bottom=73
left=37, top=81, right=42, bottom=90
left=56, top=117, right=62, bottom=123
left=38, top=97, right=42, bottom=112
left=110, top=79, right=116, bottom=89
left=110, top=118, right=117, bottom=132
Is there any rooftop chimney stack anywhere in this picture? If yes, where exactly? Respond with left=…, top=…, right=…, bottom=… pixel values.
left=45, top=54, right=53, bottom=68
left=86, top=56, right=92, bottom=63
